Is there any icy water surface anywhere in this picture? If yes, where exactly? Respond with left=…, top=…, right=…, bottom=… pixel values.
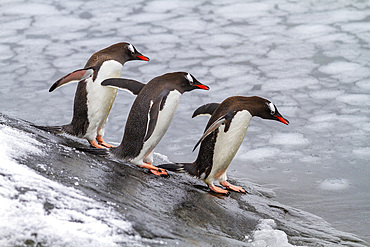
left=0, top=0, right=369, bottom=245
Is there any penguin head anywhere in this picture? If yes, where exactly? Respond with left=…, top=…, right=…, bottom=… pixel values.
left=178, top=72, right=209, bottom=93
left=252, top=97, right=289, bottom=125
left=101, top=42, right=149, bottom=65
left=125, top=43, right=150, bottom=62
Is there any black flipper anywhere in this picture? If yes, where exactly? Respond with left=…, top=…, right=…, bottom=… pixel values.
left=143, top=91, right=169, bottom=142
left=193, top=110, right=235, bottom=152
left=101, top=78, right=145, bottom=95
left=49, top=68, right=94, bottom=92
left=192, top=103, right=219, bottom=118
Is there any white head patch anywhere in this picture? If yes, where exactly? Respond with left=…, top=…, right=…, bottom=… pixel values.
left=185, top=73, right=193, bottom=84
left=128, top=44, right=134, bottom=53
left=268, top=102, right=276, bottom=114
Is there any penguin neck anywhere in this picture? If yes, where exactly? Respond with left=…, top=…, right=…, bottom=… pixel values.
left=96, top=60, right=123, bottom=83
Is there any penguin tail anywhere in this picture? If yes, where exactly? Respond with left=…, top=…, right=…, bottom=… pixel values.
left=32, top=124, right=64, bottom=134
left=76, top=146, right=110, bottom=156
left=157, top=162, right=195, bottom=175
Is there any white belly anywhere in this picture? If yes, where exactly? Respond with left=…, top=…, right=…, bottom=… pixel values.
left=84, top=60, right=123, bottom=140
left=131, top=90, right=182, bottom=165
left=207, top=110, right=252, bottom=182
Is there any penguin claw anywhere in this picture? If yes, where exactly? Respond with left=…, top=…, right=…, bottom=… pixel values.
left=149, top=168, right=169, bottom=177
left=160, top=172, right=170, bottom=178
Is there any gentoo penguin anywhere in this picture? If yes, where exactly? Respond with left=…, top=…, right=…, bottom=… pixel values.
left=86, top=72, right=209, bottom=176
left=158, top=96, right=289, bottom=195
left=41, top=42, right=149, bottom=148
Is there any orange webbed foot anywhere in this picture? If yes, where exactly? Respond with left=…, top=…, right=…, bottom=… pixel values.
left=140, top=163, right=169, bottom=177
left=220, top=181, right=246, bottom=194
left=96, top=135, right=116, bottom=148
left=208, top=184, right=230, bottom=196
left=89, top=139, right=108, bottom=149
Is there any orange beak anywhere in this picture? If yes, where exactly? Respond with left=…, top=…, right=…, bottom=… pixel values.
left=136, top=55, right=149, bottom=61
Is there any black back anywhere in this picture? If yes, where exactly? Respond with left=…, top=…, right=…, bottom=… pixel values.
left=193, top=96, right=288, bottom=179
left=112, top=72, right=208, bottom=159
left=63, top=42, right=147, bottom=136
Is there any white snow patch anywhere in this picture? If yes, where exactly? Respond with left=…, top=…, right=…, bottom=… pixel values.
left=0, top=126, right=44, bottom=156
left=0, top=126, right=141, bottom=247
left=154, top=152, right=172, bottom=163
left=248, top=219, right=298, bottom=247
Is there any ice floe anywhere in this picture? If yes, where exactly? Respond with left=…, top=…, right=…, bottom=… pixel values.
left=269, top=133, right=309, bottom=146
left=319, top=178, right=350, bottom=191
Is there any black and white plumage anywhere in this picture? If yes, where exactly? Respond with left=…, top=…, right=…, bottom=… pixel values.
left=159, top=96, right=289, bottom=195
left=40, top=42, right=149, bottom=148
left=90, top=72, right=209, bottom=176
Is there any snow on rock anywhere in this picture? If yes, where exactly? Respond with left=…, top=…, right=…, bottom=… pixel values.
left=0, top=126, right=141, bottom=247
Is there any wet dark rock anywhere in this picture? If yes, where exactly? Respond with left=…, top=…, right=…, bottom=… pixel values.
left=43, top=201, right=54, bottom=215
left=1, top=113, right=367, bottom=247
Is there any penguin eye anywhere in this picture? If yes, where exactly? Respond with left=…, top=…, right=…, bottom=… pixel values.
left=128, top=44, right=135, bottom=54
left=185, top=73, right=194, bottom=85
left=267, top=102, right=276, bottom=115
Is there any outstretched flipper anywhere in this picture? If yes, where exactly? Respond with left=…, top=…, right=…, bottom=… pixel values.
left=101, top=78, right=145, bottom=95
left=143, top=91, right=169, bottom=142
left=192, top=103, right=219, bottom=118
left=49, top=68, right=94, bottom=92
left=193, top=111, right=235, bottom=152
